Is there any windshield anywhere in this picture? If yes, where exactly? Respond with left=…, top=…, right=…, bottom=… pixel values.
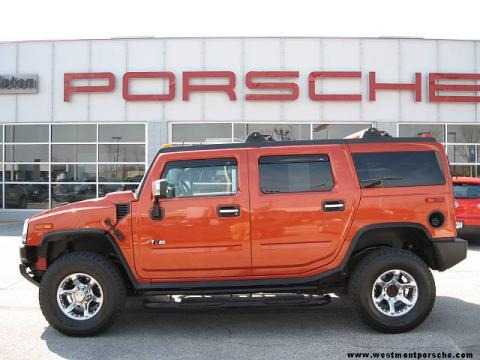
left=453, top=184, right=480, bottom=199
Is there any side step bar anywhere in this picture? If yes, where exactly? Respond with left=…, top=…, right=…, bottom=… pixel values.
left=144, top=293, right=331, bottom=309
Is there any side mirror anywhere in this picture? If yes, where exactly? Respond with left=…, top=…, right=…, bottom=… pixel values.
left=150, top=179, right=173, bottom=220
left=152, top=179, right=169, bottom=199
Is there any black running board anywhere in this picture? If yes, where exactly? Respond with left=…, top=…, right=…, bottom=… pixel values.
left=143, top=293, right=331, bottom=309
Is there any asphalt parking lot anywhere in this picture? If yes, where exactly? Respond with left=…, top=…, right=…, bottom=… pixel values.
left=0, top=222, right=479, bottom=360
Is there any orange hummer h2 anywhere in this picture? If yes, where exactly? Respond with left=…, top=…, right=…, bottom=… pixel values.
left=19, top=130, right=467, bottom=336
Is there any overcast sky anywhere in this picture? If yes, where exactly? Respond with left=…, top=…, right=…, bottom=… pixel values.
left=0, top=0, right=479, bottom=42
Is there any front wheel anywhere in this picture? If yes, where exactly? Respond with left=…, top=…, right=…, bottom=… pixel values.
left=349, top=248, right=436, bottom=333
left=39, top=252, right=126, bottom=336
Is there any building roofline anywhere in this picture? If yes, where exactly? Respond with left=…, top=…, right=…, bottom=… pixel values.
left=1, top=36, right=480, bottom=45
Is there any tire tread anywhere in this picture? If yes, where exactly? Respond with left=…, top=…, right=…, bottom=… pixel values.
left=39, top=251, right=126, bottom=336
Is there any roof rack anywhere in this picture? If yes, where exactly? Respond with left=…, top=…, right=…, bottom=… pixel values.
left=245, top=132, right=276, bottom=142
left=244, top=127, right=391, bottom=143
left=361, top=128, right=391, bottom=138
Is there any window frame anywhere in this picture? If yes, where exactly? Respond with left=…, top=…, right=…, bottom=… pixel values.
left=160, top=157, right=239, bottom=199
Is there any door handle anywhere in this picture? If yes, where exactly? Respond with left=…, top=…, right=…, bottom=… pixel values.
left=322, top=200, right=345, bottom=212
left=217, top=205, right=241, bottom=217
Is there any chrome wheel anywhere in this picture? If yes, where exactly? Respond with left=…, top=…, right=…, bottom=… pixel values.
left=371, top=269, right=418, bottom=317
left=56, top=273, right=103, bottom=321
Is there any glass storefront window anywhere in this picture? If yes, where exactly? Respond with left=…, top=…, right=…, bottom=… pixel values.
left=446, top=125, right=480, bottom=144
left=51, top=164, right=96, bottom=182
left=52, top=124, right=96, bottom=143
left=172, top=123, right=232, bottom=144
left=98, top=144, right=145, bottom=162
left=51, top=184, right=97, bottom=207
left=4, top=164, right=49, bottom=182
left=52, top=144, right=96, bottom=162
left=5, top=125, right=49, bottom=143
left=234, top=123, right=310, bottom=142
left=5, top=145, right=49, bottom=162
left=450, top=165, right=480, bottom=177
left=312, top=123, right=372, bottom=139
left=5, top=184, right=48, bottom=209
left=1, top=123, right=146, bottom=209
left=399, top=124, right=445, bottom=142
left=98, top=184, right=132, bottom=196
left=171, top=122, right=374, bottom=144
left=447, top=145, right=476, bottom=164
left=99, top=124, right=145, bottom=142
left=99, top=164, right=145, bottom=182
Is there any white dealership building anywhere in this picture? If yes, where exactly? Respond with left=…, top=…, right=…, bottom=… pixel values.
left=1, top=36, right=480, bottom=219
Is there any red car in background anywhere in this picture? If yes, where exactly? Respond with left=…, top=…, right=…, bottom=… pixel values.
left=453, top=176, right=480, bottom=240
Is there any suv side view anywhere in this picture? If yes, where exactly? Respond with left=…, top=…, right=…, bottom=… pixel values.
left=19, top=133, right=467, bottom=336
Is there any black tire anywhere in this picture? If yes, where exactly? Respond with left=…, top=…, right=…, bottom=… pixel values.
left=349, top=248, right=436, bottom=333
left=39, top=252, right=126, bottom=336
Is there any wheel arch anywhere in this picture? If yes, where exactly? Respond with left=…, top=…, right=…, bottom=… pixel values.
left=39, top=229, right=138, bottom=290
left=347, top=222, right=439, bottom=271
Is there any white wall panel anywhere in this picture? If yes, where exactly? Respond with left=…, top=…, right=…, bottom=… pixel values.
left=0, top=43, right=17, bottom=122
left=3, top=37, right=480, bottom=129
left=283, top=38, right=321, bottom=121
left=437, top=40, right=476, bottom=123
left=362, top=39, right=399, bottom=122
left=476, top=41, right=480, bottom=123
left=204, top=38, right=242, bottom=121
left=53, top=41, right=89, bottom=122
left=399, top=39, right=438, bottom=123
left=322, top=38, right=362, bottom=121
left=126, top=39, right=164, bottom=122
left=163, top=39, right=203, bottom=122
left=17, top=42, right=53, bottom=122
left=243, top=38, right=282, bottom=121
left=89, top=40, right=126, bottom=122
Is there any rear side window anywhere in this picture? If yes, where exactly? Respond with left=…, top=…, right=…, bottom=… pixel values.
left=259, top=155, right=334, bottom=193
left=161, top=158, right=238, bottom=197
left=352, top=151, right=445, bottom=188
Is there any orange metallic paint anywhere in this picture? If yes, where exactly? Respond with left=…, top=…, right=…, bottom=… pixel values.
left=248, top=145, right=360, bottom=276
left=25, top=140, right=456, bottom=286
left=134, top=149, right=252, bottom=280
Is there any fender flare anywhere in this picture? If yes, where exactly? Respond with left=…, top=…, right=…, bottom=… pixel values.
left=38, top=228, right=140, bottom=288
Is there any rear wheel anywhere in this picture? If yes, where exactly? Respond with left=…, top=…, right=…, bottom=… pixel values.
left=349, top=248, right=435, bottom=333
left=39, top=252, right=126, bottom=336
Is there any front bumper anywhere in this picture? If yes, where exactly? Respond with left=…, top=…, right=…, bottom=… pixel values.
left=19, top=245, right=40, bottom=286
left=19, top=264, right=40, bottom=286
left=432, top=238, right=467, bottom=271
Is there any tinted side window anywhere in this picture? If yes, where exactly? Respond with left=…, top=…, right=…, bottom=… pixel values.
left=161, top=158, right=238, bottom=198
left=259, top=155, right=334, bottom=193
left=352, top=151, right=445, bottom=188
